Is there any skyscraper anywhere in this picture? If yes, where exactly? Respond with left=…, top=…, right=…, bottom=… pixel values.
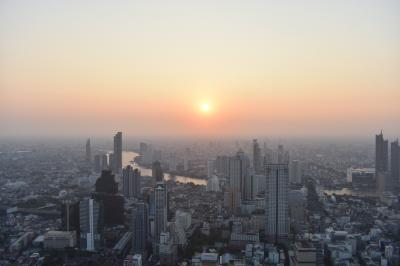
left=152, top=161, right=164, bottom=183
left=376, top=131, right=389, bottom=173
left=252, top=139, right=262, bottom=174
left=94, top=155, right=101, bottom=172
left=375, top=131, right=389, bottom=192
left=229, top=150, right=251, bottom=210
left=113, top=132, right=123, bottom=174
left=132, top=202, right=149, bottom=256
left=289, top=160, right=302, bottom=184
left=154, top=182, right=167, bottom=253
left=216, top=155, right=230, bottom=178
left=391, top=140, right=400, bottom=187
left=85, top=138, right=91, bottom=162
left=265, top=164, right=289, bottom=243
left=93, top=170, right=124, bottom=225
left=123, top=166, right=141, bottom=198
left=79, top=198, right=103, bottom=251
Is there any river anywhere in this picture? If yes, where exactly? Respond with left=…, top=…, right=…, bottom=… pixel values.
left=323, top=187, right=378, bottom=197
left=122, top=151, right=207, bottom=186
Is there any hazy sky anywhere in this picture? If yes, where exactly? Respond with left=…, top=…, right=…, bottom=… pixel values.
left=1, top=0, right=399, bottom=138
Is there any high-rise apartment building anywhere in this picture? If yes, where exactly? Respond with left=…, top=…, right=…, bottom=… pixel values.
left=123, top=166, right=141, bottom=198
left=154, top=182, right=167, bottom=253
left=216, top=155, right=230, bottom=177
left=265, top=164, right=289, bottom=243
left=132, top=202, right=149, bottom=256
left=229, top=150, right=251, bottom=208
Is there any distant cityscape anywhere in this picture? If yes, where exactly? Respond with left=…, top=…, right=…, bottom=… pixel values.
left=0, top=131, right=399, bottom=266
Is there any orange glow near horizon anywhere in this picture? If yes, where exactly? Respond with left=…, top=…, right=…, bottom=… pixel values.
left=1, top=1, right=400, bottom=138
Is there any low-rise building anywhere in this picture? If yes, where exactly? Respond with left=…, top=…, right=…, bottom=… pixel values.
left=291, top=241, right=317, bottom=266
left=43, top=231, right=76, bottom=249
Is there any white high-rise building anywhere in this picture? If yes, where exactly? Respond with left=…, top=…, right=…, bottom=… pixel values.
left=79, top=198, right=102, bottom=251
left=265, top=164, right=289, bottom=242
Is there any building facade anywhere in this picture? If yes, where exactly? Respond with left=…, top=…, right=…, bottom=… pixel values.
left=132, top=202, right=149, bottom=256
left=79, top=198, right=103, bottom=251
left=123, top=166, right=141, bottom=198
left=265, top=164, right=289, bottom=243
left=113, top=131, right=123, bottom=174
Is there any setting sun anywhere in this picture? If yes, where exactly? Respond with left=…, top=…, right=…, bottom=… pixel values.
left=201, top=103, right=210, bottom=113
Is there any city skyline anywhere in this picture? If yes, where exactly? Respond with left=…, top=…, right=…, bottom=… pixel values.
left=1, top=1, right=400, bottom=138
left=1, top=1, right=400, bottom=265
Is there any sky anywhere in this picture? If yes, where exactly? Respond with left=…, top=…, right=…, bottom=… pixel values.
left=1, top=0, right=399, bottom=139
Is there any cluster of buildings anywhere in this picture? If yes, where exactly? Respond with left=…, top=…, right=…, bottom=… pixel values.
left=345, top=132, right=400, bottom=199
left=0, top=131, right=400, bottom=265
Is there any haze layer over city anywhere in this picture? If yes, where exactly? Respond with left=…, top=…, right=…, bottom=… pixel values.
left=0, top=1, right=399, bottom=266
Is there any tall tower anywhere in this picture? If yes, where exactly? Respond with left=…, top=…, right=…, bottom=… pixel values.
left=79, top=198, right=103, bottom=251
left=391, top=140, right=400, bottom=188
left=265, top=164, right=289, bottom=243
left=376, top=131, right=389, bottom=173
left=93, top=170, right=124, bottom=225
left=229, top=150, right=251, bottom=210
left=152, top=161, right=164, bottom=183
left=376, top=131, right=389, bottom=192
left=123, top=166, right=141, bottom=198
left=132, top=202, right=149, bottom=256
left=85, top=138, right=91, bottom=162
left=253, top=139, right=262, bottom=174
left=113, top=132, right=123, bottom=174
left=154, top=182, right=167, bottom=253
